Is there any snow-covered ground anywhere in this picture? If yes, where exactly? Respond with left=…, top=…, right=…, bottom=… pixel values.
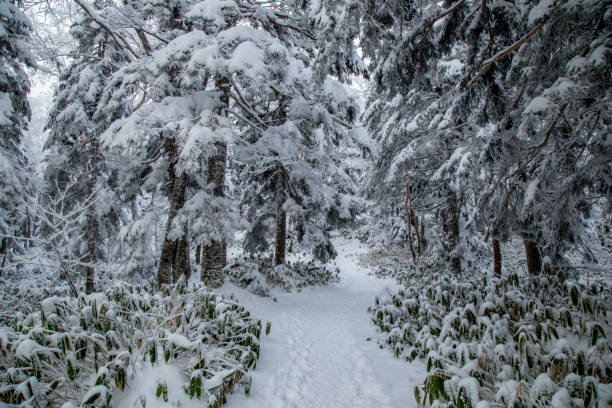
left=221, top=236, right=426, bottom=408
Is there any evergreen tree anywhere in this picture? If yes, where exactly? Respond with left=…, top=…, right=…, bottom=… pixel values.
left=100, top=0, right=363, bottom=285
left=361, top=0, right=611, bottom=273
left=0, top=0, right=34, bottom=267
left=43, top=0, right=130, bottom=292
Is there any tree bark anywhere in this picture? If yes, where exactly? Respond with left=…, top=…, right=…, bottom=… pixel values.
left=202, top=76, right=229, bottom=286
left=85, top=213, right=97, bottom=294
left=273, top=97, right=289, bottom=266
left=274, top=199, right=286, bottom=265
left=287, top=224, right=295, bottom=254
left=404, top=183, right=417, bottom=263
left=195, top=244, right=201, bottom=265
left=173, top=220, right=190, bottom=282
left=524, top=240, right=541, bottom=275
left=157, top=138, right=187, bottom=285
left=419, top=216, right=425, bottom=253
left=85, top=138, right=99, bottom=295
left=492, top=238, right=501, bottom=276
left=444, top=190, right=461, bottom=274
left=0, top=237, right=8, bottom=275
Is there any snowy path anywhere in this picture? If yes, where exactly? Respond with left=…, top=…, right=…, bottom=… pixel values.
left=222, top=236, right=425, bottom=408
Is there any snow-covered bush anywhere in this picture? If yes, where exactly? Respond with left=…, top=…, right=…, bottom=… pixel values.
left=0, top=279, right=266, bottom=407
left=370, top=272, right=612, bottom=407
left=226, top=255, right=339, bottom=296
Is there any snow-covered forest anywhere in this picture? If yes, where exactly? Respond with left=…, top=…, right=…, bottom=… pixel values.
left=1, top=0, right=610, bottom=407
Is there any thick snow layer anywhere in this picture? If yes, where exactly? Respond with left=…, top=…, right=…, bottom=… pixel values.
left=115, top=363, right=203, bottom=408
left=221, top=236, right=426, bottom=408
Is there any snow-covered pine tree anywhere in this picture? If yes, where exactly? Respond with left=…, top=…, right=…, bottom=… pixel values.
left=231, top=0, right=363, bottom=264
left=470, top=0, right=612, bottom=271
left=0, top=0, right=35, bottom=268
left=43, top=0, right=132, bottom=293
left=99, top=0, right=226, bottom=285
left=100, top=0, right=365, bottom=285
left=360, top=0, right=491, bottom=273
left=361, top=0, right=610, bottom=274
left=237, top=77, right=361, bottom=264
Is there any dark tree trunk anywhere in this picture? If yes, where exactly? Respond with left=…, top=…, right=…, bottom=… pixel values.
left=287, top=224, right=295, bottom=254
left=493, top=238, right=501, bottom=276
left=404, top=183, right=416, bottom=263
left=173, top=221, right=190, bottom=282
left=86, top=214, right=97, bottom=294
left=85, top=139, right=99, bottom=295
left=202, top=76, right=229, bottom=286
left=157, top=139, right=187, bottom=285
left=524, top=240, right=541, bottom=274
left=195, top=245, right=201, bottom=265
left=0, top=237, right=8, bottom=276
left=419, top=217, right=425, bottom=253
left=444, top=190, right=461, bottom=274
left=274, top=199, right=286, bottom=265
left=272, top=97, right=289, bottom=266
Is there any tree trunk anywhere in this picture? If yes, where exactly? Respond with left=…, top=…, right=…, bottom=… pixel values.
left=195, top=244, right=201, bottom=265
left=274, top=199, right=286, bottom=265
left=202, top=76, right=229, bottom=286
left=492, top=238, right=501, bottom=276
left=85, top=139, right=99, bottom=295
left=444, top=190, right=461, bottom=274
left=272, top=97, right=289, bottom=266
left=419, top=217, right=425, bottom=253
left=524, top=240, right=541, bottom=274
left=404, top=183, right=416, bottom=263
left=173, top=220, right=190, bottom=282
left=157, top=140, right=187, bottom=285
left=85, top=213, right=97, bottom=294
left=0, top=237, right=8, bottom=275
left=287, top=224, right=295, bottom=253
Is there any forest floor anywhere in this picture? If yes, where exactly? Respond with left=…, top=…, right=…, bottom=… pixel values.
left=220, top=236, right=426, bottom=408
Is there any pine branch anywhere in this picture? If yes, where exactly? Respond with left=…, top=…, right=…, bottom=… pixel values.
left=416, top=0, right=466, bottom=47
left=468, top=15, right=550, bottom=87
left=72, top=0, right=140, bottom=61
left=507, top=103, right=567, bottom=179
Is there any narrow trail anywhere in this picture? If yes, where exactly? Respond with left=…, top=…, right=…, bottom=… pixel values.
left=222, top=236, right=425, bottom=408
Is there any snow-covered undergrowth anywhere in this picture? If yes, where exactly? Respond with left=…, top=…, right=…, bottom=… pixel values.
left=0, top=279, right=266, bottom=407
left=226, top=255, right=339, bottom=296
left=0, top=270, right=71, bottom=324
left=369, top=272, right=612, bottom=407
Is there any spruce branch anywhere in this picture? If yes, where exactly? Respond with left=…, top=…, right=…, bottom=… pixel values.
left=468, top=15, right=550, bottom=87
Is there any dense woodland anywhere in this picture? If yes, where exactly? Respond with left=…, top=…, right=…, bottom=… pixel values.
left=0, top=0, right=610, bottom=407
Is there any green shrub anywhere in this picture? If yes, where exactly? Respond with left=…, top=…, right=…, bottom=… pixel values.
left=370, top=272, right=612, bottom=407
left=226, top=254, right=339, bottom=295
left=0, top=278, right=263, bottom=407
